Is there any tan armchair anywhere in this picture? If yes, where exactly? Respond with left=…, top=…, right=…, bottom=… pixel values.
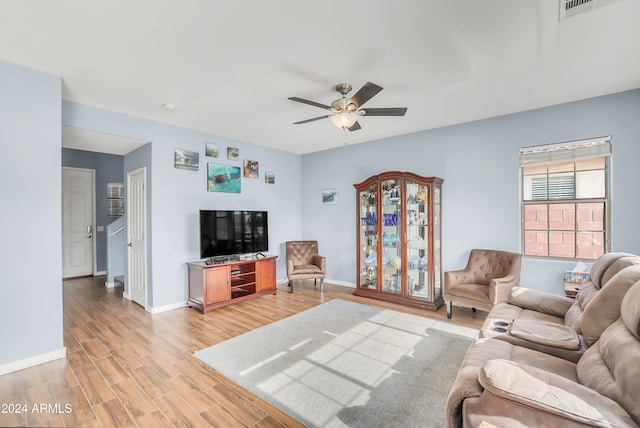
left=444, top=249, right=522, bottom=319
left=286, top=241, right=326, bottom=293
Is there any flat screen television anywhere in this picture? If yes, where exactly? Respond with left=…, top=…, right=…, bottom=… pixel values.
left=200, top=210, right=268, bottom=259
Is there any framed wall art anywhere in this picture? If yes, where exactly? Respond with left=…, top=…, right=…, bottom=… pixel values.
left=243, top=160, right=259, bottom=178
left=227, top=147, right=239, bottom=160
left=174, top=148, right=199, bottom=171
left=207, top=163, right=241, bottom=193
left=205, top=142, right=219, bottom=158
left=265, top=172, right=275, bottom=184
left=323, top=188, right=338, bottom=205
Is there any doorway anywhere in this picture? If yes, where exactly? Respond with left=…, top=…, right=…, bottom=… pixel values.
left=62, top=167, right=95, bottom=278
left=127, top=167, right=147, bottom=307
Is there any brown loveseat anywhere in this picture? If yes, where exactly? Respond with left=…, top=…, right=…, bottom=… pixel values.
left=446, top=254, right=640, bottom=428
left=480, top=252, right=640, bottom=362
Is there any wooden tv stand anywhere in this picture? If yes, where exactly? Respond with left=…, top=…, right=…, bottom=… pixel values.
left=187, top=255, right=277, bottom=313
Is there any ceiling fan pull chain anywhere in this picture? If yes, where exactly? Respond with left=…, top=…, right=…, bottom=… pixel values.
left=343, top=127, right=348, bottom=156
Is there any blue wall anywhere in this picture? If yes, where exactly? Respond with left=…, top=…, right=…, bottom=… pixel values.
left=62, top=148, right=125, bottom=273
left=62, top=102, right=303, bottom=310
left=0, top=59, right=64, bottom=369
left=301, top=89, right=640, bottom=295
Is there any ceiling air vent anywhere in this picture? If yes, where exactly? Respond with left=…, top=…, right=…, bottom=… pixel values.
left=559, top=0, right=618, bottom=20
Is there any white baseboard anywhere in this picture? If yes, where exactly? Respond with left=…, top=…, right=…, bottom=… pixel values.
left=325, top=278, right=356, bottom=288
left=95, top=270, right=107, bottom=276
left=0, top=347, right=67, bottom=376
left=277, top=277, right=356, bottom=288
left=147, top=301, right=188, bottom=314
left=105, top=281, right=116, bottom=288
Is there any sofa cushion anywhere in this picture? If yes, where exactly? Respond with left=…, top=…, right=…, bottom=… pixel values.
left=581, top=265, right=640, bottom=346
left=566, top=253, right=640, bottom=332
left=621, top=280, right=640, bottom=340
left=479, top=359, right=639, bottom=427
left=465, top=249, right=521, bottom=286
left=577, top=320, right=640, bottom=425
left=291, top=264, right=323, bottom=274
left=597, top=255, right=640, bottom=289
left=564, top=281, right=599, bottom=332
left=508, top=288, right=574, bottom=318
left=446, top=283, right=488, bottom=303
left=589, top=252, right=638, bottom=289
left=509, top=319, right=580, bottom=350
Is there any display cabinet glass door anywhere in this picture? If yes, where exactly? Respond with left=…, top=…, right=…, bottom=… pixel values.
left=359, top=183, right=378, bottom=290
left=381, top=179, right=402, bottom=295
left=406, top=180, right=430, bottom=299
left=433, top=185, right=442, bottom=301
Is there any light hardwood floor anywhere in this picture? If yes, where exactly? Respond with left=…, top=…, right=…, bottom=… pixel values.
left=0, top=276, right=486, bottom=427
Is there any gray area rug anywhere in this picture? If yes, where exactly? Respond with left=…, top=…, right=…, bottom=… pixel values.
left=195, top=299, right=477, bottom=428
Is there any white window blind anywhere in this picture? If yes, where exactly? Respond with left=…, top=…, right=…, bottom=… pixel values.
left=520, top=137, right=611, bottom=166
left=531, top=176, right=575, bottom=200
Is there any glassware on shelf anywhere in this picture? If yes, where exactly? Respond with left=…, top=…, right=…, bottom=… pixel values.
left=364, top=250, right=377, bottom=266
left=382, top=213, right=398, bottom=226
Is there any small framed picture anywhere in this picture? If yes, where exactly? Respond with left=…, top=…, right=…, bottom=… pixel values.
left=323, top=188, right=338, bottom=205
left=243, top=160, right=259, bottom=178
left=205, top=143, right=219, bottom=158
left=174, top=148, right=199, bottom=171
left=227, top=147, right=239, bottom=160
left=265, top=171, right=275, bottom=184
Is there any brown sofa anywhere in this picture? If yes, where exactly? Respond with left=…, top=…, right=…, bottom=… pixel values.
left=446, top=255, right=640, bottom=428
left=480, top=253, right=640, bottom=362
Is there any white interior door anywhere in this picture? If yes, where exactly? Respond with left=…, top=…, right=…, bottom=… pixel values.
left=62, top=167, right=95, bottom=278
left=127, top=167, right=147, bottom=307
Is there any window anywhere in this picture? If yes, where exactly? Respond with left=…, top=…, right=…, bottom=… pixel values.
left=107, top=182, right=124, bottom=217
left=520, top=137, right=610, bottom=260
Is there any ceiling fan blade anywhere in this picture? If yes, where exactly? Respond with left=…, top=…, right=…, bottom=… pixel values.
left=362, top=107, right=407, bottom=116
left=347, top=121, right=361, bottom=132
left=348, top=82, right=383, bottom=108
left=288, top=97, right=331, bottom=110
left=293, top=115, right=330, bottom=125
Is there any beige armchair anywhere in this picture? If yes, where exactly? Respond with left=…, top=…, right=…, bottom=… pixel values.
left=286, top=241, right=326, bottom=293
left=444, top=249, right=522, bottom=319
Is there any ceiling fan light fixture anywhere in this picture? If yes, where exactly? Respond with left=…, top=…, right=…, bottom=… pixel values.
left=329, top=111, right=359, bottom=129
left=289, top=81, right=406, bottom=131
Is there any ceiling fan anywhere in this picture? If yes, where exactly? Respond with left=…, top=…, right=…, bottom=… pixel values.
left=288, top=82, right=407, bottom=131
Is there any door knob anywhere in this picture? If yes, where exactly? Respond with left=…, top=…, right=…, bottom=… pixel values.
left=127, top=242, right=133, bottom=247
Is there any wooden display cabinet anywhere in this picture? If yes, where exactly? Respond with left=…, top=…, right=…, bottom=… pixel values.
left=187, top=255, right=277, bottom=313
left=354, top=171, right=443, bottom=310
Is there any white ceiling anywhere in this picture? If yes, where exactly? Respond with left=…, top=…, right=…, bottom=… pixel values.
left=2, top=1, right=639, bottom=155
left=62, top=126, right=149, bottom=156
